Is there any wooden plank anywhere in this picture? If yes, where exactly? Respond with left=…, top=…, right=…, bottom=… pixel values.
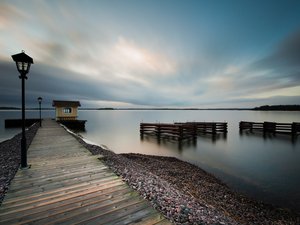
left=0, top=180, right=125, bottom=211
left=105, top=208, right=159, bottom=225
left=10, top=167, right=109, bottom=186
left=3, top=176, right=121, bottom=204
left=74, top=200, right=151, bottom=225
left=12, top=164, right=107, bottom=181
left=0, top=186, right=133, bottom=223
left=7, top=171, right=117, bottom=193
left=6, top=172, right=119, bottom=198
left=31, top=195, right=144, bottom=225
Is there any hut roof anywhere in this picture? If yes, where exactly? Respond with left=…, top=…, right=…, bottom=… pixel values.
left=52, top=100, right=81, bottom=107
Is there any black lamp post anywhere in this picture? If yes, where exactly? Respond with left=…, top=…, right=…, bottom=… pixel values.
left=38, top=97, right=42, bottom=127
left=11, top=51, right=34, bottom=169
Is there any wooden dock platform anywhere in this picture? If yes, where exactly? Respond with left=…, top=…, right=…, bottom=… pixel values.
left=0, top=119, right=169, bottom=225
left=239, top=121, right=300, bottom=136
left=140, top=122, right=227, bottom=142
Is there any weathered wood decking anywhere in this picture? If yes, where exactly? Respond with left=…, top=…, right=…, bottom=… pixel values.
left=0, top=119, right=169, bottom=225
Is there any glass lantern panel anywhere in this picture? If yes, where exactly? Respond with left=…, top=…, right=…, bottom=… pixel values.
left=17, top=62, right=23, bottom=71
left=23, top=62, right=28, bottom=71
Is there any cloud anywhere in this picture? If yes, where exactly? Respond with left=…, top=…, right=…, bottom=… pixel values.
left=111, top=37, right=177, bottom=75
left=260, top=29, right=300, bottom=68
left=0, top=60, right=181, bottom=107
left=250, top=29, right=300, bottom=78
left=1, top=1, right=300, bottom=108
left=228, top=30, right=300, bottom=99
left=0, top=3, right=30, bottom=30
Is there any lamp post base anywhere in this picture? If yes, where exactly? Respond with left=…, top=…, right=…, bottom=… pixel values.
left=20, top=164, right=31, bottom=170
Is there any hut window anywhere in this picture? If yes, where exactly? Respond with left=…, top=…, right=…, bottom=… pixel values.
left=63, top=108, right=72, bottom=114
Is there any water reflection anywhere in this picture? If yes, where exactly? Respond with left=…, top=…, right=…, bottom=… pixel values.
left=239, top=130, right=298, bottom=145
left=140, top=135, right=197, bottom=152
left=140, top=132, right=227, bottom=151
left=198, top=133, right=227, bottom=143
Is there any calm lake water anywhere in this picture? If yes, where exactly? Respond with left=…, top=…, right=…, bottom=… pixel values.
left=1, top=109, right=300, bottom=212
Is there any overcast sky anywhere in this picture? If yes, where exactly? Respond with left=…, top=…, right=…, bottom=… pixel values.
left=1, top=0, right=300, bottom=108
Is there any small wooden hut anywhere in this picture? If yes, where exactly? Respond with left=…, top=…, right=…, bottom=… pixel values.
left=52, top=100, right=86, bottom=130
left=52, top=100, right=81, bottom=121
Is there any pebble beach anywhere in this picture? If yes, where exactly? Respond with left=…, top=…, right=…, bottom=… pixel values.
left=77, top=137, right=300, bottom=225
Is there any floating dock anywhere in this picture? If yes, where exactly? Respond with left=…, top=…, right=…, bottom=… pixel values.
left=239, top=121, right=300, bottom=136
left=140, top=122, right=227, bottom=142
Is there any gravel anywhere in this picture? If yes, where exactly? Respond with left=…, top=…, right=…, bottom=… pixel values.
left=0, top=123, right=39, bottom=204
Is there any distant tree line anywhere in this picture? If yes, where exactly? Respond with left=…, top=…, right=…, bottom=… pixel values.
left=253, top=105, right=300, bottom=111
left=0, top=107, right=19, bottom=110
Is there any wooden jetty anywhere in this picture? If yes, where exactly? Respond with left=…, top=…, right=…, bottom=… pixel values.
left=140, top=122, right=227, bottom=142
left=0, top=119, right=169, bottom=225
left=239, top=121, right=300, bottom=136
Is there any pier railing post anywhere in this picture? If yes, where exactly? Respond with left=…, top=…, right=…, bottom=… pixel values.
left=291, top=122, right=298, bottom=136
left=193, top=124, right=197, bottom=138
left=212, top=123, right=216, bottom=135
left=179, top=126, right=183, bottom=141
left=156, top=124, right=161, bottom=139
left=264, top=122, right=276, bottom=134
left=140, top=123, right=144, bottom=139
left=224, top=123, right=228, bottom=133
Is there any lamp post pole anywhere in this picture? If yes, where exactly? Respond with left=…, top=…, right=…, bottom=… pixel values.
left=38, top=97, right=42, bottom=127
left=21, top=72, right=27, bottom=168
left=12, top=51, right=34, bottom=169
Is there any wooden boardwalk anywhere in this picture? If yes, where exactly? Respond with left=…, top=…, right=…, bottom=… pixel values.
left=0, top=119, right=169, bottom=225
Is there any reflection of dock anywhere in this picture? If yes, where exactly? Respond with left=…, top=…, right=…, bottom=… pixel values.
left=140, top=122, right=227, bottom=143
left=239, top=121, right=300, bottom=136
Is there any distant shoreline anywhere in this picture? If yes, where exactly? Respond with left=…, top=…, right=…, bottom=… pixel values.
left=1, top=104, right=300, bottom=111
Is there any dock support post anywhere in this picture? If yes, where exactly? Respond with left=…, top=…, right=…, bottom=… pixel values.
left=179, top=126, right=183, bottom=142
left=156, top=124, right=161, bottom=140
left=193, top=124, right=197, bottom=138
left=212, top=123, right=216, bottom=135
left=140, top=124, right=144, bottom=140
left=263, top=122, right=276, bottom=135
left=291, top=123, right=295, bottom=135
left=224, top=123, right=228, bottom=133
left=291, top=122, right=299, bottom=136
